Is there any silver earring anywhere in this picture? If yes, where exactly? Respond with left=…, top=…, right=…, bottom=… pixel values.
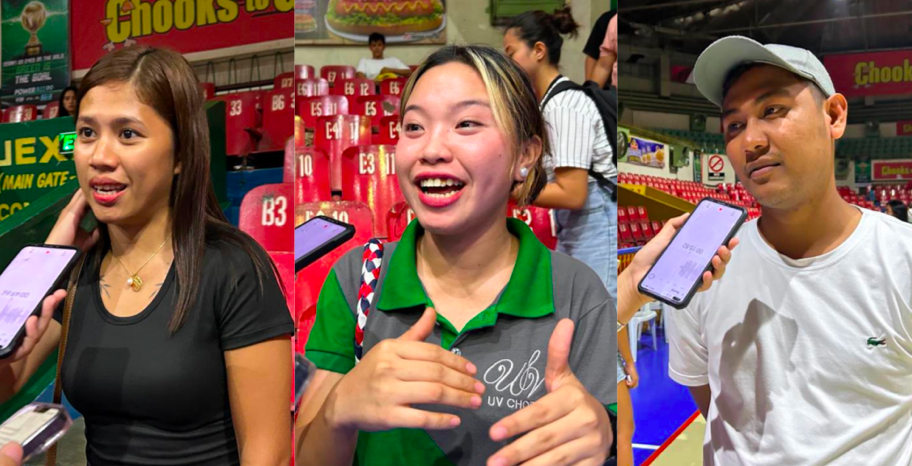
left=519, top=167, right=529, bottom=178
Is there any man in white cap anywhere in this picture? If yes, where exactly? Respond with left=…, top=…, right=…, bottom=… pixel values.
left=667, top=36, right=912, bottom=465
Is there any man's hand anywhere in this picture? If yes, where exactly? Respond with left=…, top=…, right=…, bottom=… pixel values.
left=0, top=443, right=23, bottom=466
left=486, top=320, right=612, bottom=466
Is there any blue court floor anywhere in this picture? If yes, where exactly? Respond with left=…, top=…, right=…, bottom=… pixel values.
left=627, top=327, right=697, bottom=465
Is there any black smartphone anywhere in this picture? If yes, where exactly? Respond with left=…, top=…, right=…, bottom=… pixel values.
left=0, top=402, right=73, bottom=460
left=637, top=198, right=747, bottom=309
left=294, top=216, right=355, bottom=272
left=294, top=354, right=316, bottom=411
left=0, top=244, right=81, bottom=359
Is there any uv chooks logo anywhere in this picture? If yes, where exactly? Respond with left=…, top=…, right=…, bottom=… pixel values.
left=102, top=0, right=293, bottom=48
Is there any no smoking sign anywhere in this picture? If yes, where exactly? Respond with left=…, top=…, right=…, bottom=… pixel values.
left=708, top=155, right=725, bottom=181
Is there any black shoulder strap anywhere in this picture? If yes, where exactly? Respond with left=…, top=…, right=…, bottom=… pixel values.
left=541, top=80, right=581, bottom=111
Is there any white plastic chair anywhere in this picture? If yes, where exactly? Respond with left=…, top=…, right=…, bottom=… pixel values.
left=627, top=303, right=658, bottom=362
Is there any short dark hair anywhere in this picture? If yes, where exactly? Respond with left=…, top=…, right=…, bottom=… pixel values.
left=721, top=63, right=826, bottom=106
left=368, top=33, right=385, bottom=45
left=887, top=199, right=909, bottom=223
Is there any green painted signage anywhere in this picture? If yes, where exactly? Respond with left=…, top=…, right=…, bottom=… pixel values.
left=0, top=117, right=75, bottom=222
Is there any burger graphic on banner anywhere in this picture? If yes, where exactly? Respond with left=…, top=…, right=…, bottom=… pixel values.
left=326, top=0, right=445, bottom=38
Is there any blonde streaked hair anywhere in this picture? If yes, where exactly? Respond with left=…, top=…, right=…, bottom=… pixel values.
left=398, top=44, right=548, bottom=206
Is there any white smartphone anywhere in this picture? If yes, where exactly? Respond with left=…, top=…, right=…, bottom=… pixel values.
left=0, top=403, right=73, bottom=460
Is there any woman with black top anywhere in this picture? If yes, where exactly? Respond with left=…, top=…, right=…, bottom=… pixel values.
left=0, top=47, right=293, bottom=465
left=57, top=85, right=77, bottom=117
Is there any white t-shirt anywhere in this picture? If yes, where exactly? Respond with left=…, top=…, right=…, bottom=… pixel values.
left=669, top=208, right=912, bottom=466
left=356, top=57, right=408, bottom=80
left=540, top=77, right=616, bottom=183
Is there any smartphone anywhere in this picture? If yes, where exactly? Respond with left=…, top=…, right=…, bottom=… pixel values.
left=0, top=403, right=73, bottom=460
left=637, top=198, right=747, bottom=309
left=294, top=354, right=316, bottom=411
left=295, top=216, right=355, bottom=272
left=0, top=245, right=80, bottom=359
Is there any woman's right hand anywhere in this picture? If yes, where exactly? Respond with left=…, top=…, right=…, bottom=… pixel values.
left=45, top=189, right=99, bottom=251
left=325, top=307, right=485, bottom=433
left=0, top=290, right=65, bottom=369
left=0, top=442, right=23, bottom=466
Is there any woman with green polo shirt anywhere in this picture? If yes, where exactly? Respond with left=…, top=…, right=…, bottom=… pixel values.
left=296, top=45, right=615, bottom=466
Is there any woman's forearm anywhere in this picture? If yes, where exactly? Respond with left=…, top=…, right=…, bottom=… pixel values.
left=296, top=389, right=359, bottom=466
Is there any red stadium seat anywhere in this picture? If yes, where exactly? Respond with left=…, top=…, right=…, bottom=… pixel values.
left=299, top=95, right=349, bottom=128
left=298, top=78, right=329, bottom=98
left=3, top=105, right=37, bottom=123
left=296, top=304, right=317, bottom=354
left=283, top=138, right=295, bottom=183
left=296, top=201, right=375, bottom=313
left=651, top=221, right=662, bottom=236
left=274, top=72, right=295, bottom=89
left=618, top=206, right=628, bottom=224
left=387, top=202, right=416, bottom=242
left=380, top=78, right=408, bottom=96
left=200, top=82, right=215, bottom=100
left=640, top=222, right=654, bottom=240
left=626, top=206, right=639, bottom=222
left=314, top=115, right=372, bottom=192
left=353, top=95, right=400, bottom=128
left=331, top=78, right=376, bottom=109
left=637, top=206, right=649, bottom=222
left=376, top=116, right=401, bottom=144
left=43, top=102, right=60, bottom=119
left=259, top=87, right=296, bottom=152
left=619, top=223, right=633, bottom=248
left=296, top=65, right=315, bottom=80
left=267, top=251, right=295, bottom=319
left=320, top=65, right=356, bottom=87
left=212, top=92, right=261, bottom=156
left=507, top=202, right=558, bottom=250
left=630, top=222, right=643, bottom=242
left=239, top=183, right=294, bottom=252
left=296, top=147, right=332, bottom=203
left=340, top=145, right=404, bottom=238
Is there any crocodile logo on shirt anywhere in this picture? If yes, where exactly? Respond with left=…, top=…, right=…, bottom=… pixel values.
left=867, top=337, right=887, bottom=347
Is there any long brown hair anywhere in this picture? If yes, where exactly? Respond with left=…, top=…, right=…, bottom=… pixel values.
left=77, top=46, right=281, bottom=333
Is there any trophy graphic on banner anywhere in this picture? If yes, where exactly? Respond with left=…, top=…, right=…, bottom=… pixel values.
left=21, top=1, right=48, bottom=57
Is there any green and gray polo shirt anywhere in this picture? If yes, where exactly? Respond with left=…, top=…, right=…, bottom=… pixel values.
left=306, top=218, right=616, bottom=465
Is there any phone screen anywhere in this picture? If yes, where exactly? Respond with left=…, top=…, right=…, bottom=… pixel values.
left=639, top=201, right=743, bottom=305
left=294, top=217, right=348, bottom=262
left=0, top=247, right=77, bottom=348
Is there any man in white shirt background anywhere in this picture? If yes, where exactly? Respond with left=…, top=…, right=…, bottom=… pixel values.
left=356, top=33, right=411, bottom=80
left=668, top=36, right=912, bottom=466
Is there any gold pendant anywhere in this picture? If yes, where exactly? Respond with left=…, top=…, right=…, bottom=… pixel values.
left=127, top=275, right=143, bottom=292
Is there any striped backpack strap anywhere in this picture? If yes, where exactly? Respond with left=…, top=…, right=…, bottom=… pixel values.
left=355, top=239, right=384, bottom=363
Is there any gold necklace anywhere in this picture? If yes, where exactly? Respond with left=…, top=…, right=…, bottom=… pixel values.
left=113, top=235, right=170, bottom=292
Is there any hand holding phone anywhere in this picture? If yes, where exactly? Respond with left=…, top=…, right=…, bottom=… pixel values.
left=0, top=442, right=23, bottom=466
left=0, top=245, right=80, bottom=360
left=636, top=199, right=745, bottom=309
left=46, top=190, right=99, bottom=251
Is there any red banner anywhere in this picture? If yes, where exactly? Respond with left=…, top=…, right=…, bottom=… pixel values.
left=823, top=50, right=912, bottom=97
left=72, top=0, right=292, bottom=71
left=872, top=160, right=912, bottom=181
left=899, top=121, right=912, bottom=136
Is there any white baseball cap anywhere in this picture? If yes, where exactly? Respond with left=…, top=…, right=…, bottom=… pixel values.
left=693, top=35, right=836, bottom=107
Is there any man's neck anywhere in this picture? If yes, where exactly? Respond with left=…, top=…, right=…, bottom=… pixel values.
left=534, top=66, right=561, bottom=102
left=757, top=189, right=862, bottom=260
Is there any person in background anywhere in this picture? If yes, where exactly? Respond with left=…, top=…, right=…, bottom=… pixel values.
left=598, top=14, right=618, bottom=89
left=583, top=11, right=616, bottom=89
left=356, top=33, right=411, bottom=81
left=57, top=85, right=77, bottom=117
left=886, top=199, right=909, bottom=223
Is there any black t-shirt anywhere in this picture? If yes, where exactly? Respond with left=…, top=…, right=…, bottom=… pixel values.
left=583, top=11, right=616, bottom=60
left=54, top=238, right=293, bottom=466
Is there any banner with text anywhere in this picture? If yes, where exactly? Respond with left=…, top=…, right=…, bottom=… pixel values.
left=824, top=50, right=912, bottom=98
left=898, top=120, right=912, bottom=136
left=624, top=136, right=667, bottom=169
left=873, top=160, right=912, bottom=181
left=1, top=0, right=70, bottom=106
left=72, top=0, right=292, bottom=72
left=0, top=118, right=75, bottom=222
